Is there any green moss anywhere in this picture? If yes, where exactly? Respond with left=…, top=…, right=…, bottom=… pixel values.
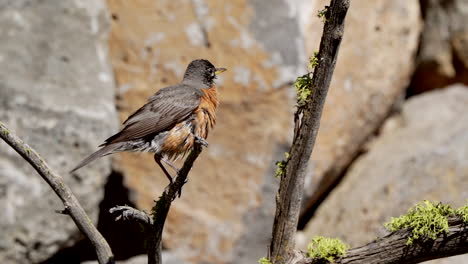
left=317, top=6, right=329, bottom=22
left=258, top=257, right=272, bottom=264
left=309, top=51, right=319, bottom=69
left=307, top=236, right=349, bottom=262
left=295, top=74, right=313, bottom=107
left=275, top=152, right=290, bottom=178
left=455, top=203, right=468, bottom=223
left=294, top=51, right=320, bottom=107
left=275, top=161, right=286, bottom=178
left=384, top=200, right=454, bottom=245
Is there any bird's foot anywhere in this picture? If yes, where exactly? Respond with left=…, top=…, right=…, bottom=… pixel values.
left=194, top=135, right=209, bottom=147
left=176, top=178, right=189, bottom=199
left=155, top=154, right=177, bottom=185
left=167, top=175, right=174, bottom=185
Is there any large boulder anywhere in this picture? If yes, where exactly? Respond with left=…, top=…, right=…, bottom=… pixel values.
left=427, top=254, right=468, bottom=264
left=0, top=0, right=117, bottom=263
left=301, top=0, right=422, bottom=220
left=301, top=85, right=468, bottom=253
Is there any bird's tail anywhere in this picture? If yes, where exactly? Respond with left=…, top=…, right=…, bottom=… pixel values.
left=70, top=144, right=117, bottom=173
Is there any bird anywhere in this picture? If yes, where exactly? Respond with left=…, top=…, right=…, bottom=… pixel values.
left=70, top=59, right=226, bottom=184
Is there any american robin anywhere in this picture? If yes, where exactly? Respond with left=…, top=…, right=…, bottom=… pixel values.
left=70, top=59, right=226, bottom=183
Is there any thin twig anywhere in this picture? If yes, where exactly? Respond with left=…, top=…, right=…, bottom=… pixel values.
left=0, top=121, right=114, bottom=264
left=269, top=1, right=350, bottom=263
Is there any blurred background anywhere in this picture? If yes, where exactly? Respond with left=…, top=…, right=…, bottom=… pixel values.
left=0, top=0, right=467, bottom=263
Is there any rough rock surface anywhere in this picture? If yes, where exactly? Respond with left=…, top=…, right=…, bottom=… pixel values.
left=301, top=85, right=468, bottom=251
left=0, top=0, right=117, bottom=263
left=301, top=0, right=422, bottom=218
left=425, top=254, right=468, bottom=264
left=106, top=0, right=299, bottom=263
left=409, top=0, right=468, bottom=94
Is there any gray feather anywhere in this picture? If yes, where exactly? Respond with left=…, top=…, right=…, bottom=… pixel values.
left=70, top=144, right=117, bottom=173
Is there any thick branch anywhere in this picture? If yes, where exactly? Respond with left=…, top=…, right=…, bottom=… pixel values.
left=269, top=1, right=350, bottom=263
left=0, top=122, right=114, bottom=264
left=290, top=216, right=468, bottom=264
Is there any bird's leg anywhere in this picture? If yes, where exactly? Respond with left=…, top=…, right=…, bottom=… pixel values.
left=193, top=134, right=209, bottom=147
left=160, top=156, right=180, bottom=173
left=159, top=157, right=186, bottom=198
left=154, top=154, right=174, bottom=184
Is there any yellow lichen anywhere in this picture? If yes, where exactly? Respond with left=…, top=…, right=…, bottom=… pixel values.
left=307, top=236, right=349, bottom=262
left=385, top=200, right=454, bottom=245
left=258, top=257, right=272, bottom=264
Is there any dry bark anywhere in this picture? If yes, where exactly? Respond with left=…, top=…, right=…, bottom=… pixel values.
left=269, top=0, right=350, bottom=263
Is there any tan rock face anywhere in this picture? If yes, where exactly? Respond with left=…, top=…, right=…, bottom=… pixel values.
left=106, top=0, right=297, bottom=262
left=301, top=0, right=422, bottom=217
left=301, top=85, right=468, bottom=248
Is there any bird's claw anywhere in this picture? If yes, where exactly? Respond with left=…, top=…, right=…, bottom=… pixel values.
left=175, top=178, right=189, bottom=199
left=194, top=135, right=209, bottom=147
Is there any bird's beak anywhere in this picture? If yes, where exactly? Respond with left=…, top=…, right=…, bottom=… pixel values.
left=215, top=68, right=227, bottom=75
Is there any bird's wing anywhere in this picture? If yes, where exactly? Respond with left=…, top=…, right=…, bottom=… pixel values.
left=102, top=85, right=202, bottom=145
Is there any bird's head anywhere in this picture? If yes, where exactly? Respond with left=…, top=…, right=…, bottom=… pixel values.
left=182, top=59, right=227, bottom=88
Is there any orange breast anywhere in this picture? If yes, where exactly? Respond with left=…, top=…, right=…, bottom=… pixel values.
left=194, top=85, right=218, bottom=139
left=161, top=85, right=218, bottom=160
left=161, top=121, right=194, bottom=160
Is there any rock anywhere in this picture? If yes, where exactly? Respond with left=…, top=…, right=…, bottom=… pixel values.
left=301, top=85, right=468, bottom=250
left=0, top=0, right=117, bottom=263
left=409, top=0, right=468, bottom=94
left=106, top=0, right=303, bottom=263
left=425, top=254, right=468, bottom=264
left=300, top=0, right=422, bottom=221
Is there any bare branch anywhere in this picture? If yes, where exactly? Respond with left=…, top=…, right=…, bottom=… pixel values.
left=269, top=1, right=350, bottom=263
left=287, top=216, right=468, bottom=264
left=0, top=122, right=114, bottom=264
left=145, top=143, right=202, bottom=264
left=110, top=205, right=153, bottom=227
